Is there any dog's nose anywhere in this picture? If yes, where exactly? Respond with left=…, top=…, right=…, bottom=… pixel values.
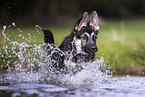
left=91, top=45, right=98, bottom=52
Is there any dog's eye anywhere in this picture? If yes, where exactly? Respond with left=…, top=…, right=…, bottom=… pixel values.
left=93, top=35, right=97, bottom=40
left=81, top=35, right=88, bottom=40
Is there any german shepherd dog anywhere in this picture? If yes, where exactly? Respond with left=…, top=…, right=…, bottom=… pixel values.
left=42, top=11, right=99, bottom=74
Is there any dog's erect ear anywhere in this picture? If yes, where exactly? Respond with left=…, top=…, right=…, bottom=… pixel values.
left=90, top=11, right=99, bottom=31
left=75, top=12, right=89, bottom=31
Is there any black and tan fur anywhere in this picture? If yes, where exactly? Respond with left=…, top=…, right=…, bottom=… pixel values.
left=42, top=11, right=99, bottom=74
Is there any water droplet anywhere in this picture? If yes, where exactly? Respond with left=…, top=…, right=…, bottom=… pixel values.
left=3, top=25, right=6, bottom=29
left=12, top=22, right=16, bottom=27
left=36, top=25, right=42, bottom=30
left=18, top=34, right=22, bottom=37
left=8, top=25, right=11, bottom=28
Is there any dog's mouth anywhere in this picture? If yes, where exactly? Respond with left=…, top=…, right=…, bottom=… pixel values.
left=82, top=46, right=98, bottom=54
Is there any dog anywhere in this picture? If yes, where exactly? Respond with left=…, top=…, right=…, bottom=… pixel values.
left=42, top=11, right=99, bottom=74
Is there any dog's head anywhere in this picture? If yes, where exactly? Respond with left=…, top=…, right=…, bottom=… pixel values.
left=73, top=11, right=99, bottom=54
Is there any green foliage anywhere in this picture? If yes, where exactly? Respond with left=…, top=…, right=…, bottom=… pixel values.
left=94, top=19, right=145, bottom=75
left=131, top=40, right=145, bottom=66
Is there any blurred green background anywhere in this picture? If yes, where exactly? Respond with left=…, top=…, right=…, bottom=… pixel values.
left=0, top=0, right=145, bottom=75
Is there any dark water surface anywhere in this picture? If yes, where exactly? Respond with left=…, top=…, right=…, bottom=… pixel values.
left=0, top=75, right=145, bottom=97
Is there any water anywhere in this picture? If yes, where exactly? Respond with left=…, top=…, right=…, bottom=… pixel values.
left=1, top=76, right=145, bottom=97
left=0, top=23, right=145, bottom=97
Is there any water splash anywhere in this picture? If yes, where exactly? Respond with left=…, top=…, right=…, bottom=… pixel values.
left=2, top=25, right=7, bottom=40
left=62, top=58, right=109, bottom=85
left=36, top=25, right=42, bottom=30
left=0, top=23, right=111, bottom=85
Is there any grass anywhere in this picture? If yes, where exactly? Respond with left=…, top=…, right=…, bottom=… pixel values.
left=96, top=19, right=145, bottom=75
left=0, top=19, right=145, bottom=75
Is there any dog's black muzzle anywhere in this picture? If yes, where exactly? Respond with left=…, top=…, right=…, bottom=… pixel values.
left=89, top=44, right=98, bottom=53
left=90, top=45, right=98, bottom=53
left=82, top=44, right=98, bottom=54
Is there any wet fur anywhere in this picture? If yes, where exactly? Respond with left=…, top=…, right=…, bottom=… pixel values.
left=42, top=11, right=99, bottom=74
